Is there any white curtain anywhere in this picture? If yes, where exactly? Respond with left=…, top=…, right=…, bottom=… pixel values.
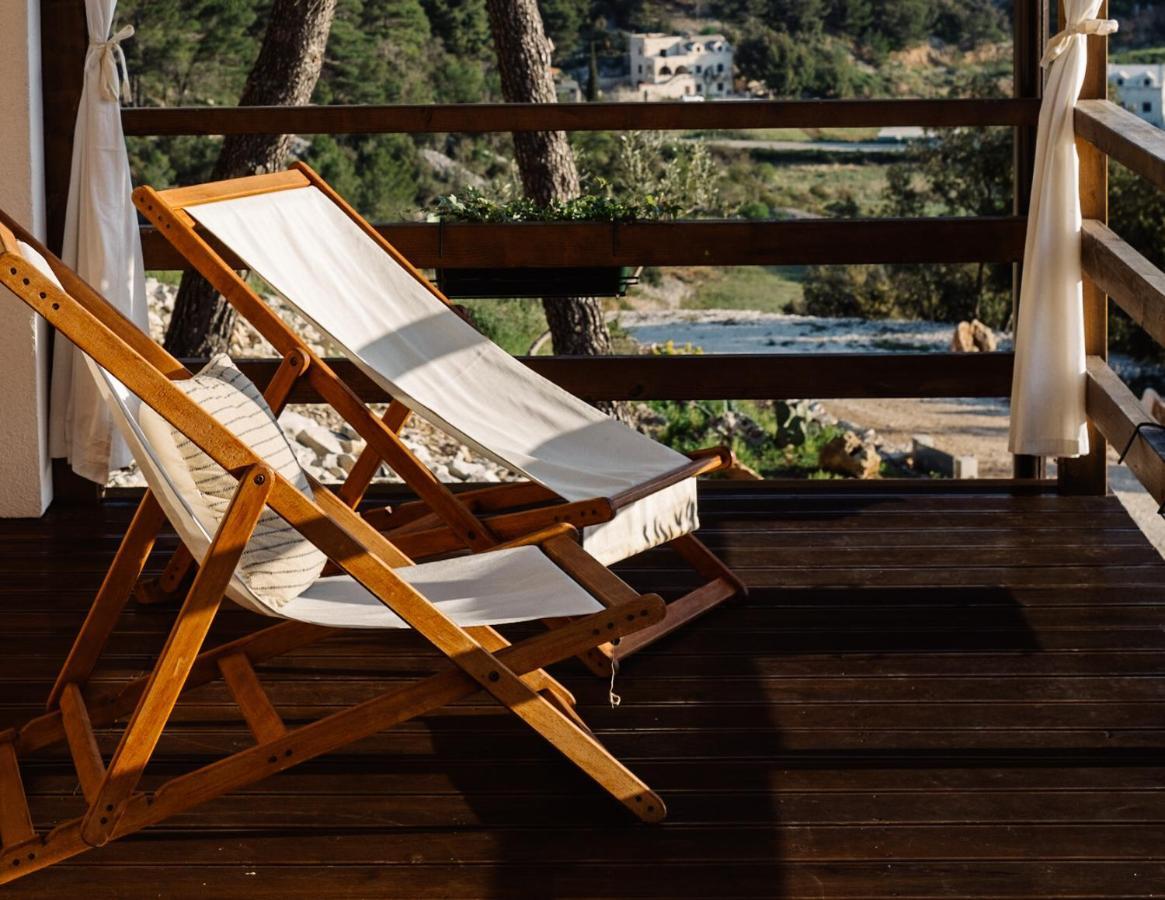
left=48, top=0, right=148, bottom=483
left=1009, top=0, right=1117, bottom=457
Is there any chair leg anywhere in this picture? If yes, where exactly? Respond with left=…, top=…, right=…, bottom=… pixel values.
left=47, top=492, right=168, bottom=708
left=0, top=589, right=667, bottom=884
left=495, top=663, right=666, bottom=823
left=578, top=533, right=746, bottom=674
left=609, top=575, right=739, bottom=663
left=133, top=542, right=194, bottom=605
left=80, top=465, right=273, bottom=847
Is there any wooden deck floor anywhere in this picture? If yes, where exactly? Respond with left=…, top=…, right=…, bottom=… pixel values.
left=2, top=483, right=1164, bottom=898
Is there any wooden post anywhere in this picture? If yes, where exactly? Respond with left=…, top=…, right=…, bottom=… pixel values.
left=1013, top=0, right=1049, bottom=480
left=1058, top=0, right=1109, bottom=495
left=40, top=0, right=87, bottom=255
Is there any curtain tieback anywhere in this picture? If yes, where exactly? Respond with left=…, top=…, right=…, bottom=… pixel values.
left=1042, top=16, right=1118, bottom=67
left=92, top=24, right=135, bottom=103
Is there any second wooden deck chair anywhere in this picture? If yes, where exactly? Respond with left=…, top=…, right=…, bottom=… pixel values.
left=0, top=213, right=667, bottom=885
left=135, top=164, right=746, bottom=676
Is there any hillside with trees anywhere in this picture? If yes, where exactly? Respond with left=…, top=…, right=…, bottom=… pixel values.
left=120, top=0, right=1014, bottom=214
left=116, top=0, right=1165, bottom=366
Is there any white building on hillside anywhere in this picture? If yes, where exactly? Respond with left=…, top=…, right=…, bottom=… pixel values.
left=628, top=33, right=734, bottom=101
left=1108, top=63, right=1165, bottom=128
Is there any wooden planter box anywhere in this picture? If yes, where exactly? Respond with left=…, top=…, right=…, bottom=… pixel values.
left=437, top=266, right=635, bottom=299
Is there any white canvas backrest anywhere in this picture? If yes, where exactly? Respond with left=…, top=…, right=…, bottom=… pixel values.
left=17, top=241, right=275, bottom=617
left=186, top=186, right=690, bottom=503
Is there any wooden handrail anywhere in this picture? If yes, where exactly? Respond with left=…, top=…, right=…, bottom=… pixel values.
left=1076, top=99, right=1165, bottom=193
left=122, top=98, right=1039, bottom=137
left=1081, top=219, right=1165, bottom=349
left=195, top=353, right=1015, bottom=404
left=141, top=216, right=1027, bottom=270
left=1085, top=356, right=1165, bottom=505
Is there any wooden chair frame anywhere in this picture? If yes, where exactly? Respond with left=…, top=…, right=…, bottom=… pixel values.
left=133, top=164, right=745, bottom=675
left=0, top=213, right=667, bottom=886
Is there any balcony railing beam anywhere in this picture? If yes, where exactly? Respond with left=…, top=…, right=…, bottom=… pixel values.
left=141, top=217, right=1027, bottom=271
left=195, top=353, right=1015, bottom=405
left=1081, top=219, right=1165, bottom=350
left=1076, top=99, right=1165, bottom=193
left=122, top=98, right=1039, bottom=137
left=1085, top=356, right=1165, bottom=506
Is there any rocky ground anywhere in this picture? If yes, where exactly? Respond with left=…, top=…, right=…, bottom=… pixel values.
left=114, top=278, right=525, bottom=488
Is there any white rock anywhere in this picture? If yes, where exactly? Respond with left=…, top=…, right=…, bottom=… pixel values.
left=446, top=459, right=475, bottom=480
left=298, top=425, right=345, bottom=457
left=293, top=445, right=318, bottom=469
left=278, top=409, right=317, bottom=441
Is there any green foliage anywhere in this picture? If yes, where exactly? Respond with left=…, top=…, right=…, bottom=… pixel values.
left=123, top=0, right=505, bottom=213
left=586, top=40, right=600, bottom=101
left=683, top=266, right=804, bottom=314
left=421, top=0, right=491, bottom=57
left=931, top=0, right=1009, bottom=50
left=432, top=133, right=722, bottom=222
left=607, top=132, right=721, bottom=216
left=1111, top=47, right=1165, bottom=64
left=735, top=27, right=862, bottom=98
left=119, top=0, right=260, bottom=107
left=432, top=185, right=672, bottom=223
left=540, top=0, right=590, bottom=61
left=119, top=0, right=263, bottom=190
left=722, top=0, right=1007, bottom=98
left=1109, top=163, right=1165, bottom=364
left=645, top=400, right=848, bottom=478
left=802, top=73, right=1015, bottom=328
left=304, top=134, right=422, bottom=220
left=316, top=0, right=434, bottom=105
left=464, top=299, right=549, bottom=355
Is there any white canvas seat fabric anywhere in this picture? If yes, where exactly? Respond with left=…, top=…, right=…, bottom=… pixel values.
left=19, top=241, right=603, bottom=629
left=186, top=187, right=700, bottom=564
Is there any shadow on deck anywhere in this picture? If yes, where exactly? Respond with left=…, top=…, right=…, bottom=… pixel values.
left=1, top=481, right=1163, bottom=898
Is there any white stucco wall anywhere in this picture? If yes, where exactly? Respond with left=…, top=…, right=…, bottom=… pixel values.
left=0, top=0, right=52, bottom=516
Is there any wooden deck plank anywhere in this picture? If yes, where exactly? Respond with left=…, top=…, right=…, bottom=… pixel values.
left=0, top=485, right=1162, bottom=898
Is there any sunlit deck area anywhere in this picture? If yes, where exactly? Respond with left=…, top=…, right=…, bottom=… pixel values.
left=3, top=481, right=1163, bottom=899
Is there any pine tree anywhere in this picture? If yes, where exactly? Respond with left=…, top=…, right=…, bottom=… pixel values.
left=586, top=40, right=599, bottom=101
left=164, top=0, right=338, bottom=357
left=485, top=0, right=626, bottom=417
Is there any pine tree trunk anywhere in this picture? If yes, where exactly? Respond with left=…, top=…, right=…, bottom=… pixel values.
left=164, top=0, right=337, bottom=358
left=484, top=0, right=616, bottom=361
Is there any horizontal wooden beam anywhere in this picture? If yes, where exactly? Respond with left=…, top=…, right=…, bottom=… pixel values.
left=143, top=217, right=1027, bottom=270
left=196, top=353, right=1015, bottom=403
left=1085, top=355, right=1165, bottom=505
left=1081, top=219, right=1165, bottom=349
left=123, top=98, right=1039, bottom=137
left=1076, top=99, right=1165, bottom=192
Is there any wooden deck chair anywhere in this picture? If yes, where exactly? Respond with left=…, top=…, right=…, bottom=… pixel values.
left=134, top=164, right=746, bottom=676
left=0, top=213, right=668, bottom=885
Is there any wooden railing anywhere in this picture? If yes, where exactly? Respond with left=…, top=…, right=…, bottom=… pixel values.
left=39, top=0, right=1062, bottom=492
left=1075, top=99, right=1165, bottom=505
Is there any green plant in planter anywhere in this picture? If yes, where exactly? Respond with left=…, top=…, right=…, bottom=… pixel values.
left=430, top=183, right=664, bottom=300
left=432, top=182, right=679, bottom=224
left=428, top=134, right=722, bottom=299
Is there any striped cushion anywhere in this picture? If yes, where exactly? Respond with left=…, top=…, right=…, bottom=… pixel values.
left=138, top=355, right=326, bottom=608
